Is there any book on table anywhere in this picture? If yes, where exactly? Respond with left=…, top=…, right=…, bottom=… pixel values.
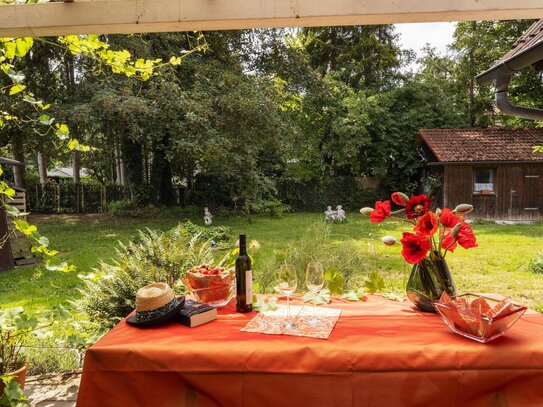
left=177, top=300, right=217, bottom=327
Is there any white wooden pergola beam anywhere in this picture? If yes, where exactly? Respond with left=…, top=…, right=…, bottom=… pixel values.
left=1, top=0, right=543, bottom=37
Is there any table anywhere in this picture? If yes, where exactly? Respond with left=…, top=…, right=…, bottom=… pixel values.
left=77, top=296, right=543, bottom=406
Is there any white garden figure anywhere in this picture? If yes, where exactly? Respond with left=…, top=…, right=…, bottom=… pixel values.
left=203, top=207, right=213, bottom=226
left=336, top=205, right=346, bottom=222
left=324, top=206, right=337, bottom=221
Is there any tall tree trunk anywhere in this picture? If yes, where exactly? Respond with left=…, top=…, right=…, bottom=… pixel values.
left=121, top=135, right=144, bottom=205
left=115, top=145, right=125, bottom=186
left=73, top=149, right=81, bottom=212
left=37, top=151, right=47, bottom=186
left=150, top=134, right=174, bottom=206
left=73, top=150, right=81, bottom=184
left=11, top=134, right=25, bottom=189
left=467, top=21, right=476, bottom=128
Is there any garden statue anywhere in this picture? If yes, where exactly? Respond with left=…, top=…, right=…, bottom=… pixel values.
left=336, top=205, right=346, bottom=221
left=324, top=206, right=337, bottom=221
left=204, top=207, right=213, bottom=226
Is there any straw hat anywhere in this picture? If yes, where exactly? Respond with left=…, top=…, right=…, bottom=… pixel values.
left=126, top=282, right=185, bottom=327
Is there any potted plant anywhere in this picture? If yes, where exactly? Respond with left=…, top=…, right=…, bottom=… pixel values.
left=0, top=308, right=39, bottom=391
left=0, top=374, right=27, bottom=406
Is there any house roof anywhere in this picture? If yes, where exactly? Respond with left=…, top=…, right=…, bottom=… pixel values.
left=47, top=167, right=90, bottom=178
left=477, top=20, right=543, bottom=85
left=497, top=20, right=543, bottom=67
left=418, top=128, right=543, bottom=163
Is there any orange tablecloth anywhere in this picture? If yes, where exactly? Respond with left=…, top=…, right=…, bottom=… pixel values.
left=77, top=296, right=543, bottom=406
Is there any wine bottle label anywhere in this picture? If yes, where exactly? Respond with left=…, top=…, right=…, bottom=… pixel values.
left=246, top=269, right=252, bottom=305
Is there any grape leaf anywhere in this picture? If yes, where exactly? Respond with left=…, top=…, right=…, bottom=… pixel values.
left=365, top=270, right=385, bottom=294
left=324, top=267, right=344, bottom=295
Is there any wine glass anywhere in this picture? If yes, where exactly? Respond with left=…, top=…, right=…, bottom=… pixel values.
left=277, top=264, right=298, bottom=329
left=306, top=262, right=324, bottom=325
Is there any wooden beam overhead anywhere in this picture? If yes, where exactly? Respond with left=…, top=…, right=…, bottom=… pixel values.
left=2, top=0, right=543, bottom=37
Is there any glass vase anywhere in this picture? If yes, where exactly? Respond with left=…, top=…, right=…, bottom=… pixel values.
left=406, top=253, right=456, bottom=312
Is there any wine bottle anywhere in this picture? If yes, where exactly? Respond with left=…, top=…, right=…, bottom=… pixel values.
left=236, top=234, right=253, bottom=312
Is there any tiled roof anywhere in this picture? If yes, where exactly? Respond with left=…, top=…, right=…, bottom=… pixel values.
left=477, top=19, right=543, bottom=85
left=419, top=128, right=543, bottom=163
left=494, top=20, right=543, bottom=68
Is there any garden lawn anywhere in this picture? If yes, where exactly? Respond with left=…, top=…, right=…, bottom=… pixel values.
left=1, top=213, right=542, bottom=312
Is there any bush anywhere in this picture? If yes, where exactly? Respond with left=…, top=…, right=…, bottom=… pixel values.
left=249, top=199, right=291, bottom=217
left=181, top=221, right=232, bottom=243
left=107, top=200, right=141, bottom=217
left=76, top=225, right=214, bottom=326
left=528, top=252, right=543, bottom=274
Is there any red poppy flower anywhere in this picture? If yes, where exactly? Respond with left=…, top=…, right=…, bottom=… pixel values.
left=391, top=192, right=408, bottom=206
left=400, top=232, right=431, bottom=264
left=414, top=211, right=438, bottom=238
left=440, top=208, right=463, bottom=228
left=369, top=200, right=391, bottom=223
left=405, top=194, right=432, bottom=219
left=442, top=231, right=458, bottom=252
left=457, top=222, right=478, bottom=249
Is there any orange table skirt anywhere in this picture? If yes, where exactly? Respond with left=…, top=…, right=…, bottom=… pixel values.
left=77, top=296, right=543, bottom=407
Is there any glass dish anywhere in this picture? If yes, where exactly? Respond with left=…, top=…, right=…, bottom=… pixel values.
left=183, top=269, right=235, bottom=308
left=433, top=293, right=527, bottom=343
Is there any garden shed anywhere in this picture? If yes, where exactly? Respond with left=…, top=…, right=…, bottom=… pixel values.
left=419, top=128, right=543, bottom=220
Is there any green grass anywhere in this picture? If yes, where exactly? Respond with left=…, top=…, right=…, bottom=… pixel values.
left=1, top=212, right=543, bottom=312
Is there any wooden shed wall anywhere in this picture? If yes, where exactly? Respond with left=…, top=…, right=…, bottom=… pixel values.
left=443, top=163, right=543, bottom=220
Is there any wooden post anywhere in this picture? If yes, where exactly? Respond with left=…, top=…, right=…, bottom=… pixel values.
left=0, top=204, right=14, bottom=272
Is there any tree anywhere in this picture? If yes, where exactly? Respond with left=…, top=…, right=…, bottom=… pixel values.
left=451, top=20, right=537, bottom=127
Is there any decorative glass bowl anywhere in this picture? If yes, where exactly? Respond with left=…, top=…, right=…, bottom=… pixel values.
left=183, top=268, right=234, bottom=308
left=434, top=293, right=527, bottom=343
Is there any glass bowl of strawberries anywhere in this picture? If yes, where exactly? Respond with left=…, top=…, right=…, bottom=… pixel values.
left=183, top=264, right=235, bottom=307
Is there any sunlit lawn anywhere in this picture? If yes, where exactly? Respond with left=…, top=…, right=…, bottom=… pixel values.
left=1, top=213, right=542, bottom=312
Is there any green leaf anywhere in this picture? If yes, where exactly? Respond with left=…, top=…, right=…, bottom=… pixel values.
left=4, top=204, right=20, bottom=218
left=38, top=236, right=49, bottom=247
left=13, top=220, right=37, bottom=236
left=45, top=259, right=75, bottom=272
left=6, top=69, right=25, bottom=83
left=9, top=84, right=25, bottom=95
left=324, top=267, right=344, bottom=295
left=357, top=287, right=368, bottom=301
left=303, top=288, right=330, bottom=304
left=0, top=378, right=27, bottom=404
left=3, top=41, right=17, bottom=59
left=38, top=114, right=53, bottom=125
left=52, top=304, right=70, bottom=321
left=341, top=291, right=360, bottom=301
left=383, top=292, right=404, bottom=302
left=14, top=37, right=33, bottom=57
left=252, top=297, right=278, bottom=312
left=15, top=313, right=38, bottom=330
left=365, top=270, right=385, bottom=294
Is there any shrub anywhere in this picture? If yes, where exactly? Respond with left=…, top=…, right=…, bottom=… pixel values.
left=76, top=225, right=214, bottom=326
left=528, top=252, right=543, bottom=274
left=107, top=200, right=140, bottom=217
left=249, top=199, right=291, bottom=217
left=181, top=221, right=232, bottom=243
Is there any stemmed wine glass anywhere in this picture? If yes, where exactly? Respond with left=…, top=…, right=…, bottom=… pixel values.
left=306, top=262, right=324, bottom=326
left=277, top=264, right=298, bottom=329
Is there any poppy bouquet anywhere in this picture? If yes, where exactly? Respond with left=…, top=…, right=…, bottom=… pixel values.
left=360, top=192, right=478, bottom=264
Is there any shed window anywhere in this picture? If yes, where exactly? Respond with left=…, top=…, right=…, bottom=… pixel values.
left=474, top=169, right=494, bottom=192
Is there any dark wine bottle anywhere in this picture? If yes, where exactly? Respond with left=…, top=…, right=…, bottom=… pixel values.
left=236, top=234, right=253, bottom=312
